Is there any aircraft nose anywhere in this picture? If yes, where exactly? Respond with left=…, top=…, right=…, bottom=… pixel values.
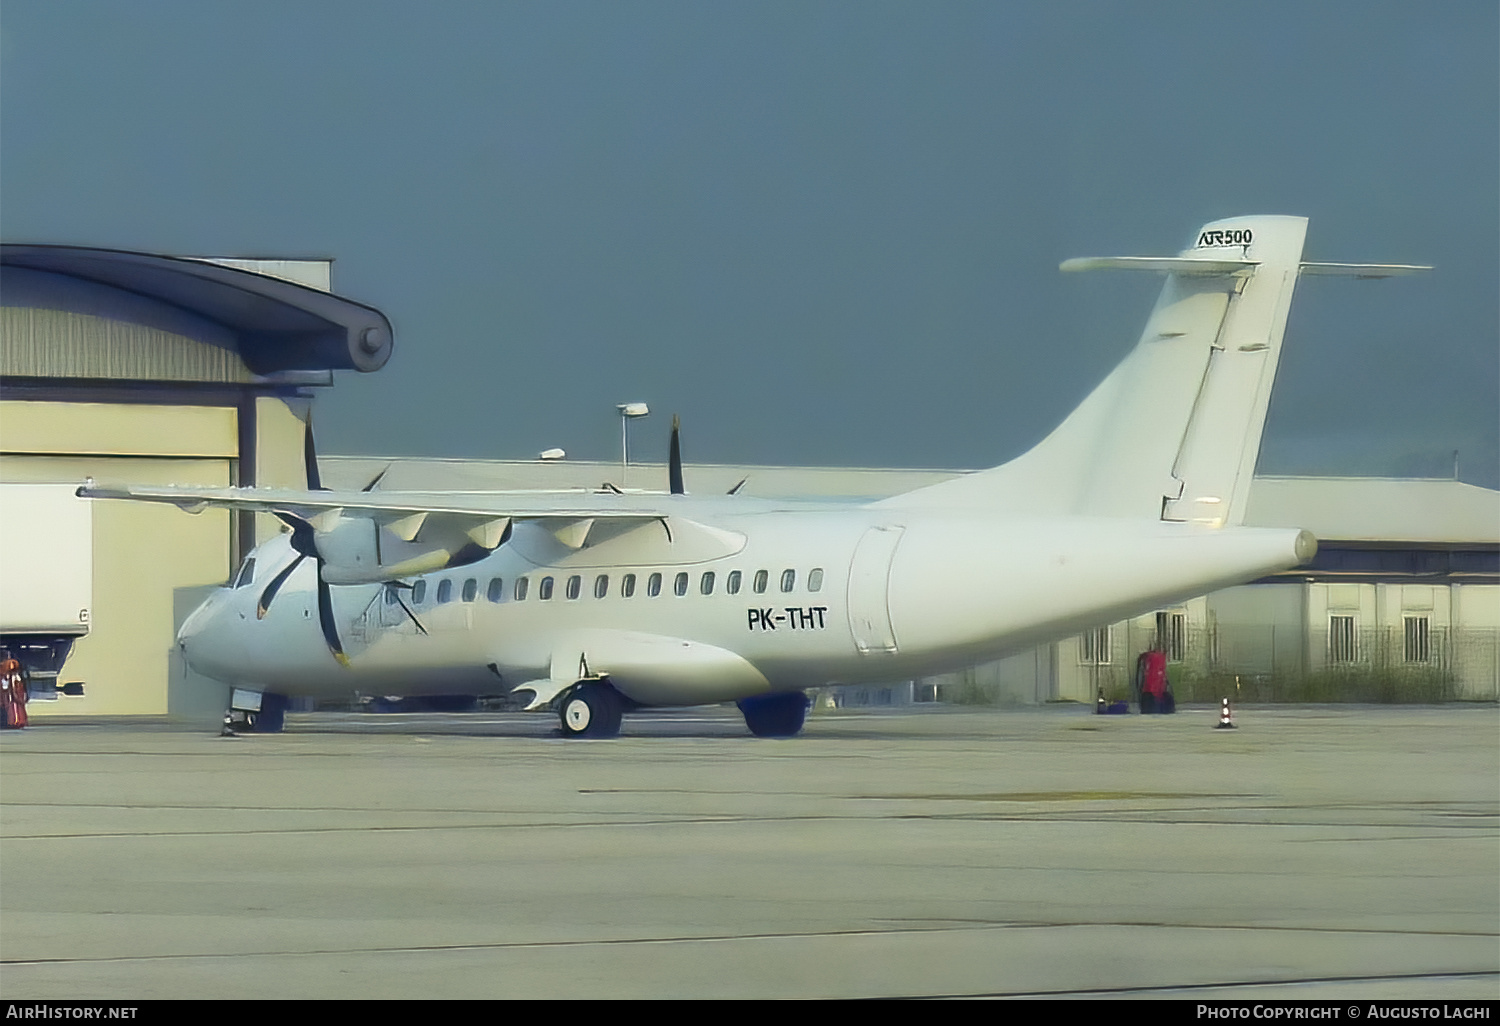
left=176, top=590, right=235, bottom=677
left=176, top=594, right=213, bottom=647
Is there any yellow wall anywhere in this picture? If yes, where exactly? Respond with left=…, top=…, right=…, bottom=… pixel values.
left=254, top=396, right=311, bottom=544
left=0, top=401, right=237, bottom=457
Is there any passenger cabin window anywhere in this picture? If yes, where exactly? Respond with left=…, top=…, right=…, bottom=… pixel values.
left=462, top=578, right=478, bottom=603
left=514, top=577, right=529, bottom=601
left=233, top=557, right=256, bottom=588
left=780, top=569, right=796, bottom=593
left=565, top=575, right=581, bottom=600
left=647, top=572, right=662, bottom=597
left=621, top=573, right=636, bottom=598
left=412, top=580, right=427, bottom=604
left=487, top=578, right=504, bottom=602
left=808, top=568, right=824, bottom=592
left=700, top=571, right=715, bottom=595
left=437, top=579, right=453, bottom=604
left=674, top=572, right=689, bottom=596
left=539, top=576, right=554, bottom=600
left=753, top=570, right=768, bottom=594
left=594, top=574, right=609, bottom=599
left=726, top=570, right=741, bottom=595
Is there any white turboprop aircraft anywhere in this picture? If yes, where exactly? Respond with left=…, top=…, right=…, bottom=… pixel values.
left=80, top=216, right=1426, bottom=738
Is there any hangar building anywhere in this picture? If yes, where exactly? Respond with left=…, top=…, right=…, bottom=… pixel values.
left=0, top=246, right=392, bottom=717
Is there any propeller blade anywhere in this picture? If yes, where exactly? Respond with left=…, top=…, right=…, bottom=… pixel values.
left=304, top=412, right=326, bottom=491
left=272, top=511, right=319, bottom=558
left=256, top=554, right=306, bottom=619
left=387, top=584, right=429, bottom=636
left=727, top=477, right=747, bottom=496
left=315, top=565, right=350, bottom=667
left=669, top=414, right=685, bottom=495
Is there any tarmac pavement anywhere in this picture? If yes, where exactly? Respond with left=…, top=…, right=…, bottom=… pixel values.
left=1, top=703, right=1496, bottom=999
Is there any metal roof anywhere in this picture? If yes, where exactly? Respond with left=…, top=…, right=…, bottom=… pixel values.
left=1243, top=476, right=1499, bottom=546
left=0, top=244, right=392, bottom=375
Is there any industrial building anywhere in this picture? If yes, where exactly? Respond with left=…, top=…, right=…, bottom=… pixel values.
left=0, top=246, right=392, bottom=717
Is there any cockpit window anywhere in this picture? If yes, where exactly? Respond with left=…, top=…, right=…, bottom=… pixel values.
left=232, top=557, right=256, bottom=588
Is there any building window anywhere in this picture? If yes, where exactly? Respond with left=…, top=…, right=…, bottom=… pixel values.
left=539, top=576, right=554, bottom=600
left=565, top=575, right=581, bottom=600
left=674, top=572, right=689, bottom=597
left=808, top=568, right=824, bottom=593
left=487, top=578, right=504, bottom=602
left=1329, top=615, right=1357, bottom=663
left=1079, top=627, right=1111, bottom=665
left=700, top=571, right=715, bottom=595
left=461, top=578, right=478, bottom=603
left=621, top=573, right=636, bottom=598
left=436, top=579, right=453, bottom=604
left=780, top=569, right=795, bottom=593
left=514, top=577, right=528, bottom=601
left=726, top=570, right=741, bottom=595
left=753, top=570, right=768, bottom=594
left=647, top=572, right=662, bottom=597
left=1165, top=612, right=1186, bottom=662
left=1404, top=616, right=1430, bottom=663
left=594, top=574, right=609, bottom=599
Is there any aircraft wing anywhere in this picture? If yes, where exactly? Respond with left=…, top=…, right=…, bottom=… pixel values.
left=76, top=482, right=670, bottom=522
left=76, top=481, right=690, bottom=567
left=73, top=481, right=750, bottom=578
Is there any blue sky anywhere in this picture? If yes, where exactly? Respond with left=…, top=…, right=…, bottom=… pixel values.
left=3, top=2, right=1496, bottom=485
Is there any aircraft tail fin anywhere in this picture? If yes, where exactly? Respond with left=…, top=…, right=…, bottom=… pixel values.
left=880, top=216, right=1424, bottom=525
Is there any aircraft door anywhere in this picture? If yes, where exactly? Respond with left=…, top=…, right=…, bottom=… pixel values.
left=847, top=526, right=903, bottom=654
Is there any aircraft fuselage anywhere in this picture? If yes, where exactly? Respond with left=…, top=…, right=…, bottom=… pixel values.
left=179, top=501, right=1312, bottom=708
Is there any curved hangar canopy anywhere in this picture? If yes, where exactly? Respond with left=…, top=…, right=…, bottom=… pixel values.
left=0, top=244, right=393, bottom=375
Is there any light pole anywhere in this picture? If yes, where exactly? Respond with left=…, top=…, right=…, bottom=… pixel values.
left=617, top=402, right=649, bottom=486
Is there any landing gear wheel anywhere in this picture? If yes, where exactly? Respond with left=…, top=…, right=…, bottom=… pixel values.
left=558, top=683, right=623, bottom=739
left=737, top=691, right=809, bottom=738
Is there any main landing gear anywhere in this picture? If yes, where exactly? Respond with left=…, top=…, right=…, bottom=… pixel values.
left=558, top=682, right=624, bottom=739
left=737, top=691, right=809, bottom=738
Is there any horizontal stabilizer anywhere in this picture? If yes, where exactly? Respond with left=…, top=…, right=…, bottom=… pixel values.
left=1060, top=256, right=1258, bottom=276
left=1297, top=262, right=1432, bottom=278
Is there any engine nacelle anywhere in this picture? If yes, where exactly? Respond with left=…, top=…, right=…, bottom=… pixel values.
left=310, top=513, right=508, bottom=585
